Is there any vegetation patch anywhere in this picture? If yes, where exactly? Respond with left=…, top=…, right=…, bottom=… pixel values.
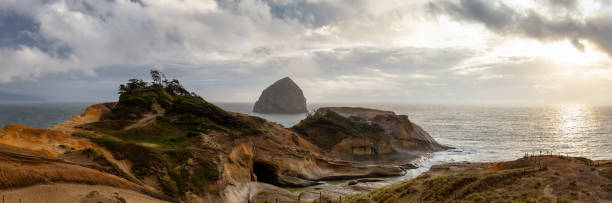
left=421, top=173, right=478, bottom=201
left=462, top=167, right=540, bottom=196
left=602, top=184, right=612, bottom=193
left=80, top=147, right=141, bottom=184
left=345, top=165, right=549, bottom=203
left=167, top=95, right=261, bottom=137
left=292, top=110, right=386, bottom=150
left=599, top=167, right=612, bottom=180
left=162, top=149, right=220, bottom=196
left=369, top=181, right=418, bottom=202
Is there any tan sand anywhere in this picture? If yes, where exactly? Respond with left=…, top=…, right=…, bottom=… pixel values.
left=0, top=183, right=169, bottom=203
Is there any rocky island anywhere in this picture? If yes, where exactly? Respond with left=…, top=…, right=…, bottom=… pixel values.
left=253, top=77, right=308, bottom=114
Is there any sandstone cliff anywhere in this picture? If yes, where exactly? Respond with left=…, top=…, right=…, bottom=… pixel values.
left=293, top=107, right=448, bottom=163
left=253, top=77, right=308, bottom=114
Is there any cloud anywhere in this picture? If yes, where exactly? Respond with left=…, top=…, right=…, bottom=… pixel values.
left=430, top=0, right=612, bottom=57
left=1, top=0, right=612, bottom=103
left=0, top=0, right=435, bottom=83
left=408, top=73, right=435, bottom=79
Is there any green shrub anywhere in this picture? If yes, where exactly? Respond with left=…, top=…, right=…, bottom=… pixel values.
left=292, top=110, right=386, bottom=150
left=109, top=93, right=153, bottom=120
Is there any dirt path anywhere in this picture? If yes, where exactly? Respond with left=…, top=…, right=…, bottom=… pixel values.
left=124, top=103, right=165, bottom=130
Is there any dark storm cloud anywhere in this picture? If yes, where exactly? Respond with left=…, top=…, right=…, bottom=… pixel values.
left=0, top=10, right=71, bottom=58
left=265, top=0, right=357, bottom=27
left=430, top=0, right=612, bottom=55
left=544, top=0, right=578, bottom=9
left=128, top=0, right=144, bottom=7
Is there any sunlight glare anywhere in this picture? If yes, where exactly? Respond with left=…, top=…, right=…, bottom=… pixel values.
left=557, top=104, right=589, bottom=137
left=495, top=39, right=608, bottom=66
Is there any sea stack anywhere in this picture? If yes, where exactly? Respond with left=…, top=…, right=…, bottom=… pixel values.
left=253, top=77, right=308, bottom=114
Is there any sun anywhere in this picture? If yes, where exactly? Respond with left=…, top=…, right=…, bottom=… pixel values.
left=495, top=39, right=609, bottom=66
left=539, top=41, right=608, bottom=66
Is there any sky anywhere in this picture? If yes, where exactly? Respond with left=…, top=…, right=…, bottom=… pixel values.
left=1, top=0, right=612, bottom=104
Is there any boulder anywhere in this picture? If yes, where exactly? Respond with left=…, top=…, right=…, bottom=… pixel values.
left=253, top=77, right=307, bottom=114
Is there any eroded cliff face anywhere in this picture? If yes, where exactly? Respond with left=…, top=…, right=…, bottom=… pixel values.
left=0, top=124, right=98, bottom=157
left=217, top=113, right=406, bottom=202
left=0, top=108, right=175, bottom=202
left=294, top=107, right=448, bottom=163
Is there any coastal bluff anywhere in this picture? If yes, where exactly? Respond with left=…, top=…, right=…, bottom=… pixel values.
left=293, top=107, right=448, bottom=162
left=253, top=77, right=308, bottom=114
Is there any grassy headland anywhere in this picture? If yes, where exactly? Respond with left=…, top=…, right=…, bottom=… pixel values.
left=71, top=70, right=263, bottom=197
left=336, top=156, right=612, bottom=203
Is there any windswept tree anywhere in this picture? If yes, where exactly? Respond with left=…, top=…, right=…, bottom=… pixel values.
left=165, top=79, right=190, bottom=96
left=118, top=69, right=190, bottom=96
left=118, top=79, right=147, bottom=94
left=150, top=69, right=162, bottom=87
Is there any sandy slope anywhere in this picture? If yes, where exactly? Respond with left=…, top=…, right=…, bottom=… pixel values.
left=0, top=183, right=169, bottom=203
left=0, top=143, right=174, bottom=202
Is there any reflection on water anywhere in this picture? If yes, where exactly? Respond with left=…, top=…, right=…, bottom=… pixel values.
left=558, top=104, right=589, bottom=137
left=555, top=104, right=592, bottom=157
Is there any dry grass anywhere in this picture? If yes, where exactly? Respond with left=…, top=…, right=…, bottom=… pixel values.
left=599, top=167, right=612, bottom=180
left=341, top=156, right=612, bottom=203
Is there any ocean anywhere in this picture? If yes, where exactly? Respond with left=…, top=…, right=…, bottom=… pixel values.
left=1, top=102, right=611, bottom=178
left=0, top=102, right=92, bottom=129
left=216, top=102, right=612, bottom=180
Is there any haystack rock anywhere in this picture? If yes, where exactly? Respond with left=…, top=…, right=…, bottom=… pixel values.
left=253, top=77, right=308, bottom=114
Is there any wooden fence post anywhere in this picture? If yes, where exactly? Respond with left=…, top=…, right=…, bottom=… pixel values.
left=320, top=192, right=322, bottom=203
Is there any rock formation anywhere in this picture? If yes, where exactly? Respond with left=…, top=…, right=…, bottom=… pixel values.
left=293, top=107, right=448, bottom=162
left=253, top=77, right=307, bottom=114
